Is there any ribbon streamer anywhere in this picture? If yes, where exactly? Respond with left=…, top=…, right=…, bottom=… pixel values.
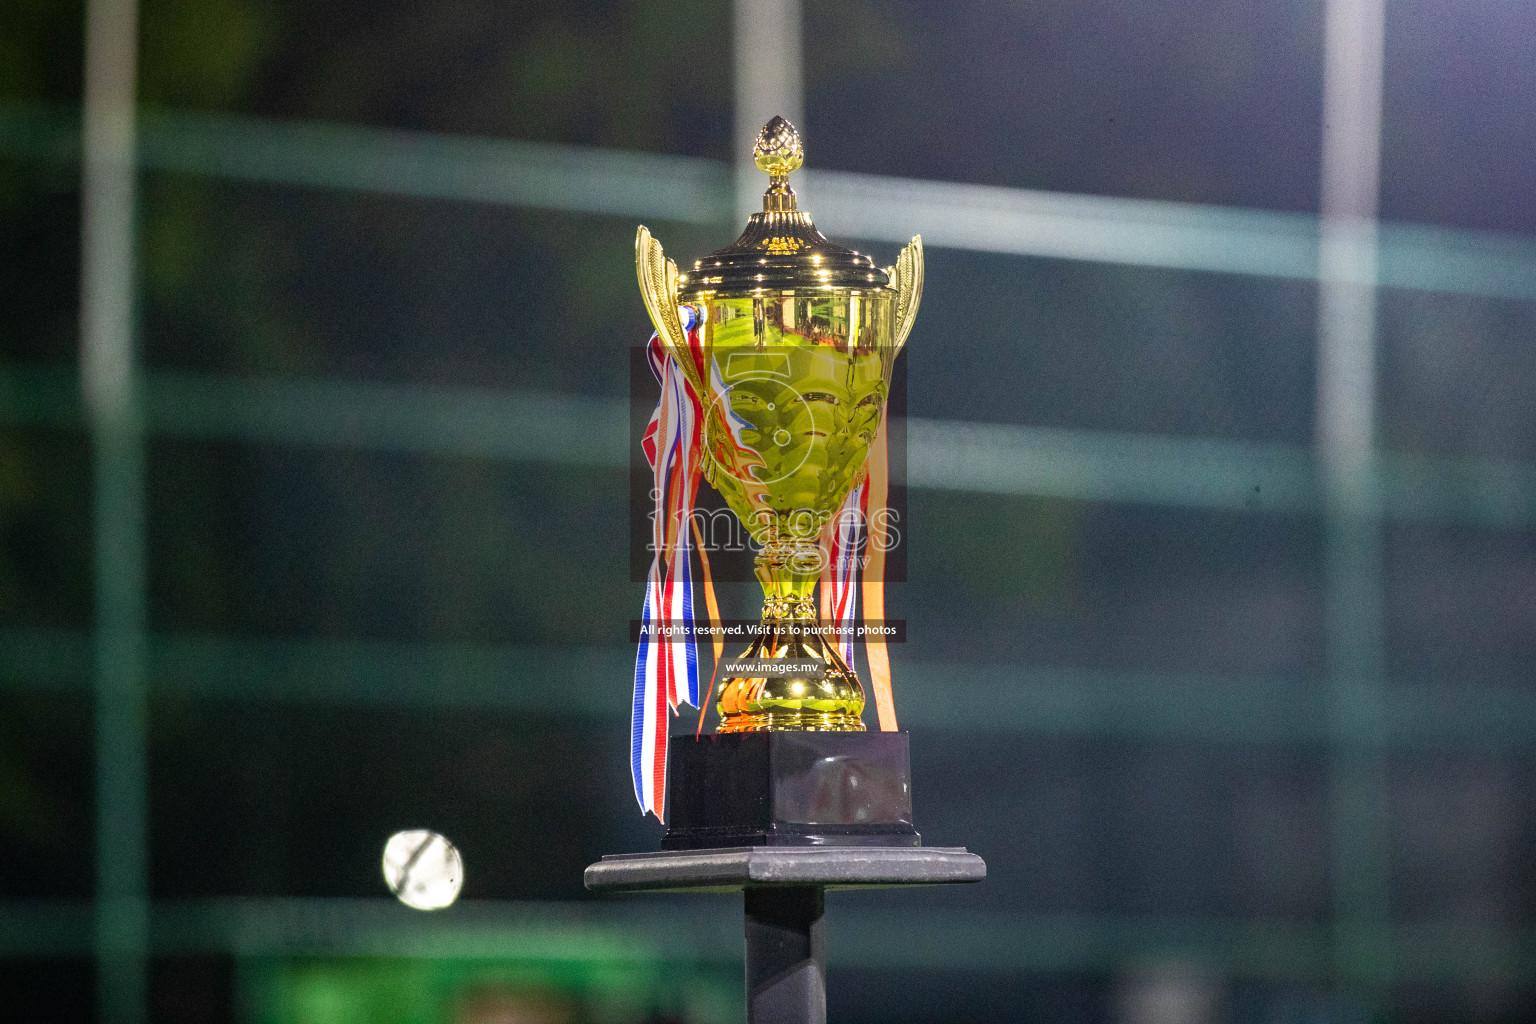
left=817, top=410, right=898, bottom=732
left=862, top=413, right=898, bottom=732
left=631, top=308, right=706, bottom=819
left=693, top=515, right=723, bottom=736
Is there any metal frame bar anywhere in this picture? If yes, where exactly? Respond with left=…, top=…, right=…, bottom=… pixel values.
left=1317, top=0, right=1392, bottom=1007
left=79, top=0, right=148, bottom=1020
left=3, top=365, right=1534, bottom=527
left=5, top=105, right=1536, bottom=300
left=5, top=625, right=1536, bottom=753
left=733, top=0, right=803, bottom=226
left=0, top=897, right=1531, bottom=986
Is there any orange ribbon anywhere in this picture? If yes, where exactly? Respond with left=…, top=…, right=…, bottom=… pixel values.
left=863, top=414, right=898, bottom=732
left=692, top=515, right=723, bottom=735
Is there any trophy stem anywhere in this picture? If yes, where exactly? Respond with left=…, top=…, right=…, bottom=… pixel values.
left=715, top=541, right=866, bottom=733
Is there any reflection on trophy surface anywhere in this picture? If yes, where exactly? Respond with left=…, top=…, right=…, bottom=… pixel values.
left=636, top=116, right=922, bottom=733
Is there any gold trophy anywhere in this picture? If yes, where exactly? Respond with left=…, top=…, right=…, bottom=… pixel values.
left=636, top=116, right=921, bottom=735
left=588, top=128, right=978, bottom=1012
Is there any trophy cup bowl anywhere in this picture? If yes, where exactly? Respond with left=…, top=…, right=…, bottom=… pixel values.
left=636, top=116, right=922, bottom=736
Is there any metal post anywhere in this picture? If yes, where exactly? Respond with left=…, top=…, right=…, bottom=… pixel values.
left=733, top=0, right=804, bottom=225
left=744, top=886, right=826, bottom=1024
left=81, top=0, right=149, bottom=1019
left=1317, top=0, right=1390, bottom=1011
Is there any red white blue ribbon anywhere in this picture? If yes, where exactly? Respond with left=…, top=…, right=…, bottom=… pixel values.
left=632, top=307, right=705, bottom=819
left=824, top=482, right=868, bottom=667
left=819, top=414, right=898, bottom=733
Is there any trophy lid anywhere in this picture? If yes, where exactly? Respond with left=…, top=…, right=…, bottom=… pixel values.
left=682, top=117, right=892, bottom=296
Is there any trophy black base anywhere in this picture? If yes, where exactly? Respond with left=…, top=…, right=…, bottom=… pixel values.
left=661, top=731, right=920, bottom=850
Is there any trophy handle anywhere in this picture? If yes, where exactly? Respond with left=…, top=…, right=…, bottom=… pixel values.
left=636, top=226, right=705, bottom=392
left=887, top=234, right=924, bottom=355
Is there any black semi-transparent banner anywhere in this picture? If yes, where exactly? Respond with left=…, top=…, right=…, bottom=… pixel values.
left=628, top=619, right=908, bottom=643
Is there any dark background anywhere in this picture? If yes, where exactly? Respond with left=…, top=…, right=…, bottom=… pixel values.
left=2, top=0, right=1535, bottom=1022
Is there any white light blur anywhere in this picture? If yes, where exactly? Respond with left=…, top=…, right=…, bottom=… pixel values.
left=382, top=829, right=463, bottom=911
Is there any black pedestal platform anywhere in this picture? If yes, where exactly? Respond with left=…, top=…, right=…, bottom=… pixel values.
left=662, top=732, right=920, bottom=849
left=585, top=847, right=986, bottom=1024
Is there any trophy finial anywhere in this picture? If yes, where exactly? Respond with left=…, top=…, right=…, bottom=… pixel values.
left=753, top=115, right=803, bottom=176
left=753, top=116, right=803, bottom=212
left=694, top=114, right=890, bottom=290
